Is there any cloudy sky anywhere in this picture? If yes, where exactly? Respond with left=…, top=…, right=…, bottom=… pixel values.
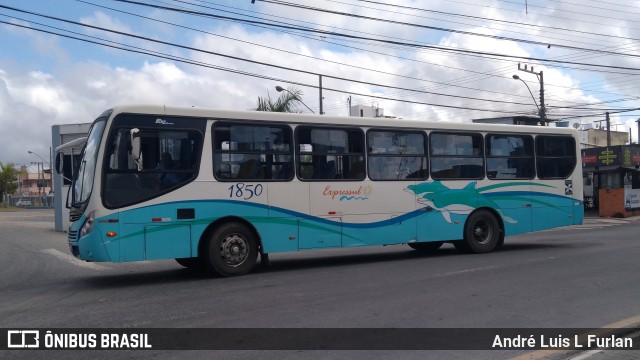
left=2, top=0, right=640, bottom=168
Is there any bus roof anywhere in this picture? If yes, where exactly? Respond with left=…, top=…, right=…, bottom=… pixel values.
left=107, top=104, right=578, bottom=136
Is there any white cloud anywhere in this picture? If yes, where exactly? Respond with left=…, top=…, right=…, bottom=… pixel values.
left=80, top=11, right=134, bottom=41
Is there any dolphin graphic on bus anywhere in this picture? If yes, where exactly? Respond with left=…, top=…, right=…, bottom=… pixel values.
left=406, top=181, right=518, bottom=224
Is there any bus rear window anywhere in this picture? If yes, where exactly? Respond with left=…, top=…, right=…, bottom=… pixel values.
left=535, top=136, right=576, bottom=179
left=486, top=134, right=535, bottom=180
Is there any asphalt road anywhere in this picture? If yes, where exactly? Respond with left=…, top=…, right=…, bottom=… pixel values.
left=1, top=209, right=639, bottom=360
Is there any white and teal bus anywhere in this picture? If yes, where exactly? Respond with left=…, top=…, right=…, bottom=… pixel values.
left=57, top=105, right=583, bottom=276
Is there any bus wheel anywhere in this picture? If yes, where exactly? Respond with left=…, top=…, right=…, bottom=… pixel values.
left=463, top=210, right=500, bottom=253
left=204, top=222, right=258, bottom=277
left=408, top=241, right=443, bottom=252
left=175, top=257, right=201, bottom=269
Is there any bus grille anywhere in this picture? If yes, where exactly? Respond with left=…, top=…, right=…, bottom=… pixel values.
left=68, top=230, right=79, bottom=242
left=69, top=213, right=82, bottom=222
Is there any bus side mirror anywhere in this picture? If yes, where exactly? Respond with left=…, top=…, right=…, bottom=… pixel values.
left=55, top=152, right=64, bottom=174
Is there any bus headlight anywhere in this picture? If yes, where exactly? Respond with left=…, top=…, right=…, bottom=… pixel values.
left=80, top=211, right=96, bottom=237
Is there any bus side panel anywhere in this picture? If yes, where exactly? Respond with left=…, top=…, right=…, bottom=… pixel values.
left=253, top=218, right=299, bottom=253
left=481, top=184, right=532, bottom=236
left=573, top=202, right=584, bottom=225
left=572, top=169, right=584, bottom=225
left=321, top=181, right=418, bottom=247
left=96, top=213, right=120, bottom=261
left=299, top=216, right=342, bottom=249
left=342, top=213, right=417, bottom=247
left=119, top=223, right=145, bottom=262
left=531, top=180, right=577, bottom=231
left=416, top=210, right=465, bottom=241
left=119, top=204, right=189, bottom=262
left=144, top=224, right=191, bottom=260
left=266, top=181, right=307, bottom=252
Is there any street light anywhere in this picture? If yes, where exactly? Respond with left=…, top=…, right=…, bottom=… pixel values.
left=512, top=74, right=544, bottom=125
left=512, top=75, right=540, bottom=110
left=27, top=150, right=50, bottom=168
left=275, top=85, right=315, bottom=114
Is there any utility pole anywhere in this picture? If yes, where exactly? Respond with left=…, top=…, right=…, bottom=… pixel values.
left=318, top=75, right=324, bottom=115
left=516, top=63, right=547, bottom=126
left=636, top=118, right=640, bottom=145
left=606, top=112, right=611, bottom=147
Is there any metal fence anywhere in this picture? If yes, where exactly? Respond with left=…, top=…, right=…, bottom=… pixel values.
left=4, top=195, right=54, bottom=208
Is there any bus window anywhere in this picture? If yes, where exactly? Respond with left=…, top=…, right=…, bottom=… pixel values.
left=486, top=134, right=535, bottom=179
left=296, top=126, right=365, bottom=181
left=104, top=126, right=201, bottom=208
left=430, top=132, right=484, bottom=180
left=367, top=130, right=427, bottom=180
left=213, top=123, right=293, bottom=181
left=535, top=136, right=576, bottom=179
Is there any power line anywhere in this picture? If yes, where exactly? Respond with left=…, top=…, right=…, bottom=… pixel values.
left=103, top=0, right=640, bottom=72
left=345, top=0, right=640, bottom=43
left=5, top=1, right=639, bottom=121
left=254, top=0, right=640, bottom=59
left=0, top=18, right=535, bottom=116
left=76, top=0, right=536, bottom=103
left=0, top=6, right=548, bottom=108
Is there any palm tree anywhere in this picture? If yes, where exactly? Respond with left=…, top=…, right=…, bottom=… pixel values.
left=0, top=162, right=21, bottom=206
left=255, top=86, right=306, bottom=113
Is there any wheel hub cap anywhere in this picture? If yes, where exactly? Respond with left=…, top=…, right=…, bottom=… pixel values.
left=220, top=234, right=248, bottom=267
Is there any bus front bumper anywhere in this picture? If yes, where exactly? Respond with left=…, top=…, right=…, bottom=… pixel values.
left=68, top=218, right=111, bottom=262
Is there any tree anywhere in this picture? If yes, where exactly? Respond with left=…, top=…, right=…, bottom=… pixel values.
left=255, top=86, right=306, bottom=113
left=0, top=162, right=21, bottom=206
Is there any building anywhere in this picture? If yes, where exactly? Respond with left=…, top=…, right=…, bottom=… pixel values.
left=472, top=116, right=541, bottom=126
left=578, top=127, right=630, bottom=148
left=349, top=104, right=397, bottom=118
left=15, top=165, right=52, bottom=196
left=9, top=165, right=53, bottom=207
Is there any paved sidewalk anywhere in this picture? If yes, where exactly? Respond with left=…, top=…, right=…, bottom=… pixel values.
left=584, top=210, right=640, bottom=224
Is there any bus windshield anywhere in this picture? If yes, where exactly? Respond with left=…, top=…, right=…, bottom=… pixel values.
left=72, top=119, right=106, bottom=207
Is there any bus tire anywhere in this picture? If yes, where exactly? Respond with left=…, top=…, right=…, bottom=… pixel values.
left=408, top=241, right=443, bottom=252
left=204, top=222, right=258, bottom=277
left=463, top=210, right=500, bottom=254
left=175, top=257, right=202, bottom=269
